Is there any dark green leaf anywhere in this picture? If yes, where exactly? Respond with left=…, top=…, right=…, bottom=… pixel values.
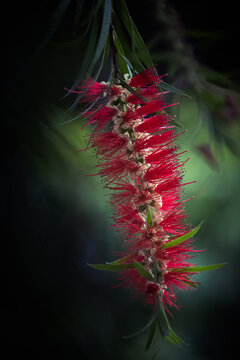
left=122, top=314, right=157, bottom=340
left=114, top=0, right=153, bottom=69
left=119, top=79, right=149, bottom=102
left=162, top=222, right=202, bottom=249
left=167, top=328, right=185, bottom=347
left=87, top=262, right=135, bottom=271
left=157, top=307, right=169, bottom=337
left=181, top=279, right=198, bottom=288
left=35, top=0, right=71, bottom=54
left=106, top=255, right=130, bottom=265
left=158, top=301, right=185, bottom=346
left=113, top=0, right=153, bottom=72
left=145, top=317, right=157, bottom=351
left=67, top=17, right=100, bottom=92
left=170, top=117, right=184, bottom=128
left=113, top=32, right=129, bottom=75
left=174, top=263, right=227, bottom=273
left=133, top=261, right=154, bottom=281
left=129, top=17, right=154, bottom=69
left=95, top=0, right=112, bottom=62
left=160, top=81, right=192, bottom=99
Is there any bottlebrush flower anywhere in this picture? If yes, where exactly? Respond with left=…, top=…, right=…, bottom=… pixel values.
left=72, top=68, right=226, bottom=346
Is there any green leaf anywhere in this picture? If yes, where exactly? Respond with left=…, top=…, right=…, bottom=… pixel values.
left=158, top=301, right=185, bottom=346
left=181, top=279, right=198, bottom=288
left=129, top=17, right=154, bottom=69
left=146, top=207, right=154, bottom=228
left=113, top=0, right=154, bottom=72
left=95, top=0, right=112, bottom=62
left=157, top=306, right=169, bottom=337
left=133, top=261, right=154, bottom=281
left=165, top=329, right=184, bottom=347
left=79, top=0, right=103, bottom=27
left=106, top=255, right=130, bottom=265
left=160, top=81, right=192, bottom=99
left=87, top=262, right=135, bottom=271
left=113, top=32, right=129, bottom=75
left=122, top=314, right=157, bottom=340
left=67, top=17, right=100, bottom=92
left=162, top=221, right=202, bottom=249
left=144, top=317, right=157, bottom=351
left=35, top=0, right=71, bottom=54
left=174, top=263, right=227, bottom=273
left=119, top=79, right=149, bottom=102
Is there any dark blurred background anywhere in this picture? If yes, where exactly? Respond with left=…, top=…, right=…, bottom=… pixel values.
left=1, top=1, right=240, bottom=359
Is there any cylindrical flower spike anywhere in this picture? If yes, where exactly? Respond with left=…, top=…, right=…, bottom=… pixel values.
left=75, top=68, right=202, bottom=311
left=69, top=67, right=227, bottom=348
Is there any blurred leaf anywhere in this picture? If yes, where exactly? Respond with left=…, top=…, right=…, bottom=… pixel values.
left=196, top=144, right=219, bottom=170
left=113, top=31, right=129, bottom=75
left=67, top=17, right=100, bottom=91
left=144, top=317, right=157, bottom=351
left=160, top=81, right=192, bottom=99
left=199, top=65, right=232, bottom=87
left=122, top=313, right=157, bottom=339
left=35, top=0, right=71, bottom=54
left=133, top=261, right=154, bottom=281
left=158, top=302, right=185, bottom=346
left=106, top=255, right=130, bottom=264
left=95, top=0, right=112, bottom=62
left=162, top=222, right=202, bottom=249
left=87, top=262, right=134, bottom=271
left=113, top=0, right=154, bottom=72
left=119, top=79, right=149, bottom=102
left=181, top=279, right=198, bottom=288
left=165, top=328, right=185, bottom=347
left=174, top=263, right=227, bottom=273
left=79, top=0, right=103, bottom=27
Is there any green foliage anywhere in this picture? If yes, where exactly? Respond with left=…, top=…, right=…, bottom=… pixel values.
left=87, top=262, right=135, bottom=271
left=144, top=316, right=158, bottom=351
left=133, top=261, right=155, bottom=281
left=162, top=221, right=202, bottom=249
left=146, top=207, right=154, bottom=228
left=174, top=263, right=227, bottom=273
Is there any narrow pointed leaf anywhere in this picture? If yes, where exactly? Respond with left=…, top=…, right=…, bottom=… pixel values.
left=87, top=262, right=135, bottom=271
left=144, top=317, right=157, bottom=351
left=158, top=301, right=185, bottom=346
left=181, top=279, right=198, bottom=288
left=95, top=0, right=112, bottom=62
left=157, top=308, right=169, bottom=337
left=146, top=207, right=154, bottom=228
left=122, top=314, right=157, bottom=339
left=168, top=328, right=185, bottom=346
left=119, top=79, right=149, bottom=102
left=162, top=221, right=202, bottom=249
left=133, top=261, right=154, bottom=281
left=160, top=81, right=192, bottom=99
left=113, top=0, right=153, bottom=71
left=113, top=32, right=129, bottom=75
left=66, top=17, right=100, bottom=92
left=130, top=17, right=154, bottom=69
left=106, top=255, right=130, bottom=265
left=174, top=263, right=227, bottom=273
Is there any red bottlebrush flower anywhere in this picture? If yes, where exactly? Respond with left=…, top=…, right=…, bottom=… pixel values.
left=128, top=67, right=160, bottom=87
left=84, top=105, right=117, bottom=129
left=76, top=69, right=203, bottom=313
left=126, top=85, right=163, bottom=104
left=74, top=78, right=108, bottom=104
left=134, top=113, right=170, bottom=133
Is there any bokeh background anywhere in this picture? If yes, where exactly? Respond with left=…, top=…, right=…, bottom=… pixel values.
left=2, top=1, right=240, bottom=359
